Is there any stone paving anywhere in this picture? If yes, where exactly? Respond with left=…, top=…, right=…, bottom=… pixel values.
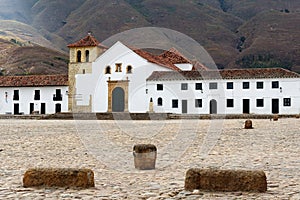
left=0, top=118, right=299, bottom=199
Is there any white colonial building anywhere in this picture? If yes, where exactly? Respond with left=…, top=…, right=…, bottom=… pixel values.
left=146, top=69, right=300, bottom=114
left=68, top=34, right=300, bottom=115
left=0, top=33, right=299, bottom=115
left=0, top=75, right=68, bottom=114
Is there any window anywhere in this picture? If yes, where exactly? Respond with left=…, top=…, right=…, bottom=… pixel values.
left=172, top=99, right=178, bottom=108
left=257, top=82, right=264, bottom=89
left=243, top=82, right=250, bottom=89
left=13, top=90, right=19, bottom=100
left=157, top=84, right=163, bottom=91
left=209, top=82, right=218, bottom=89
left=195, top=83, right=202, bottom=90
left=105, top=66, right=111, bottom=74
left=227, top=82, right=233, bottom=89
left=283, top=98, right=291, bottom=106
left=226, top=99, right=234, bottom=108
left=195, top=99, right=202, bottom=108
left=181, top=83, right=188, bottom=90
left=77, top=50, right=81, bottom=62
left=157, top=97, right=163, bottom=106
left=256, top=99, right=264, bottom=107
left=272, top=81, right=279, bottom=89
left=53, top=89, right=62, bottom=101
left=34, top=90, right=40, bottom=100
left=115, top=63, right=122, bottom=72
left=126, top=65, right=132, bottom=74
left=83, top=69, right=85, bottom=74
left=85, top=50, right=89, bottom=62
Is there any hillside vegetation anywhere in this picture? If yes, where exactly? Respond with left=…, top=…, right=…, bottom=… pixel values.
left=0, top=0, right=299, bottom=74
left=0, top=38, right=68, bottom=76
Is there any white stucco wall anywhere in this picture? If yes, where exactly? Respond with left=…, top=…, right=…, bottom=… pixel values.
left=75, top=41, right=172, bottom=113
left=147, top=78, right=300, bottom=114
left=0, top=86, right=68, bottom=114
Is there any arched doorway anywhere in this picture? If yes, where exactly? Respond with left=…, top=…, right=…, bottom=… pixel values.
left=210, top=99, right=217, bottom=114
left=112, top=87, right=125, bottom=112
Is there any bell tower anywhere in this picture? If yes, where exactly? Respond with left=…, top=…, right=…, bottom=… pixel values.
left=67, top=33, right=107, bottom=112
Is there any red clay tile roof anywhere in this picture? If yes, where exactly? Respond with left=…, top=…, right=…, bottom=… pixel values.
left=158, top=48, right=191, bottom=64
left=191, top=60, right=209, bottom=71
left=147, top=68, right=300, bottom=81
left=0, top=75, right=68, bottom=87
left=67, top=33, right=107, bottom=48
left=133, top=49, right=181, bottom=71
left=120, top=43, right=197, bottom=71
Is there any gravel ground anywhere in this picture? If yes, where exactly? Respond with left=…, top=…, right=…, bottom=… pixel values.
left=0, top=118, right=299, bottom=199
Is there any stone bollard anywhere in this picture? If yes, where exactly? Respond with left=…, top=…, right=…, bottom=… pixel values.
left=133, top=144, right=157, bottom=170
left=244, top=119, right=253, bottom=129
left=23, top=168, right=94, bottom=188
left=184, top=168, right=267, bottom=192
left=273, top=114, right=279, bottom=121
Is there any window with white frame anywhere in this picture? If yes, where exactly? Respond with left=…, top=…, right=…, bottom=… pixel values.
left=243, top=82, right=250, bottom=89
left=227, top=82, right=233, bottom=89
left=172, top=99, right=178, bottom=108
left=226, top=99, right=234, bottom=107
left=195, top=99, right=202, bottom=108
left=209, top=82, right=218, bottom=89
left=157, top=97, right=163, bottom=106
left=256, top=81, right=264, bottom=89
left=283, top=98, right=291, bottom=106
left=34, top=90, right=40, bottom=100
left=157, top=84, right=163, bottom=91
left=272, top=81, right=279, bottom=89
left=13, top=90, right=19, bottom=100
left=256, top=99, right=264, bottom=107
left=181, top=83, right=188, bottom=90
left=195, top=83, right=202, bottom=90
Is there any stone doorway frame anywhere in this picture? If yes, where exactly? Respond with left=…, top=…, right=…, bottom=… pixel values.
left=107, top=79, right=129, bottom=112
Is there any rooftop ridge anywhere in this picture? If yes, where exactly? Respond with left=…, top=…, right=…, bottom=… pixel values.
left=0, top=74, right=68, bottom=87
left=147, top=68, right=300, bottom=81
left=158, top=47, right=191, bottom=64
left=67, top=33, right=107, bottom=48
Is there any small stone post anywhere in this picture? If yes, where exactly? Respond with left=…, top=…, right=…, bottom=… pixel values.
left=244, top=119, right=253, bottom=129
left=133, top=144, right=157, bottom=170
left=273, top=114, right=279, bottom=121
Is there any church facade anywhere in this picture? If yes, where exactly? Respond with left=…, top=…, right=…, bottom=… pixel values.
left=67, top=34, right=193, bottom=113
